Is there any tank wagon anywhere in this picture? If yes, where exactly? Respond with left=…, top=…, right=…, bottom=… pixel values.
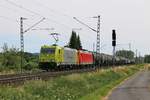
left=39, top=45, right=134, bottom=70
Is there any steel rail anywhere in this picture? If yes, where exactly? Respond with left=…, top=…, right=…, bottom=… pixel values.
left=0, top=68, right=95, bottom=85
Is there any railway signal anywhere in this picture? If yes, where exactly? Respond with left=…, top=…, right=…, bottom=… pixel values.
left=112, top=30, right=116, bottom=46
left=112, top=29, right=116, bottom=66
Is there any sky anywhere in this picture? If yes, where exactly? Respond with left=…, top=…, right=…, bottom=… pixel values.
left=0, top=0, right=148, bottom=56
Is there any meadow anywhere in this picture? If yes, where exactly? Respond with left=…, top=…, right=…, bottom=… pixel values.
left=0, top=64, right=145, bottom=100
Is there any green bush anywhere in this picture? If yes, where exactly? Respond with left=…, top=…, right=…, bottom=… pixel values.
left=23, top=62, right=38, bottom=70
left=0, top=43, right=39, bottom=72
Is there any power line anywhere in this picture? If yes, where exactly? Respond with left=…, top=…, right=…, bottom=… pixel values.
left=32, top=0, right=96, bottom=29
left=30, top=0, right=73, bottom=29
left=73, top=17, right=97, bottom=32
left=0, top=3, right=40, bottom=20
left=0, top=4, right=36, bottom=26
left=3, top=0, right=96, bottom=47
left=2, top=0, right=97, bottom=34
left=0, top=16, right=19, bottom=23
left=4, top=0, right=72, bottom=29
left=0, top=3, right=44, bottom=28
left=24, top=18, right=46, bottom=33
left=32, top=0, right=73, bottom=19
left=46, top=18, right=72, bottom=29
left=0, top=15, right=36, bottom=28
left=31, top=0, right=62, bottom=17
left=0, top=3, right=18, bottom=14
left=4, top=0, right=42, bottom=17
left=3, top=0, right=95, bottom=34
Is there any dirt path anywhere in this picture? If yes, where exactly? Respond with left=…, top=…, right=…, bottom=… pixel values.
left=107, top=70, right=150, bottom=100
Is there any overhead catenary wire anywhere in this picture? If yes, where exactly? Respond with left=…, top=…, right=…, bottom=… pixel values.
left=32, top=0, right=99, bottom=42
left=73, top=17, right=97, bottom=32
left=4, top=0, right=72, bottom=29
left=0, top=15, right=36, bottom=28
left=3, top=0, right=97, bottom=36
left=0, top=16, right=19, bottom=23
left=32, top=0, right=73, bottom=20
left=30, top=0, right=73, bottom=29
left=0, top=3, right=36, bottom=19
left=4, top=0, right=42, bottom=17
left=0, top=3, right=19, bottom=14
left=0, top=3, right=43, bottom=27
left=0, top=3, right=43, bottom=28
left=2, top=0, right=74, bottom=48
left=2, top=0, right=97, bottom=48
left=24, top=18, right=46, bottom=33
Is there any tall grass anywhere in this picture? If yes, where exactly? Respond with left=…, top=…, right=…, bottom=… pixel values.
left=0, top=64, right=145, bottom=100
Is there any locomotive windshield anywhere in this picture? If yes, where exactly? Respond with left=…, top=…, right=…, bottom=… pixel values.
left=41, top=48, right=55, bottom=54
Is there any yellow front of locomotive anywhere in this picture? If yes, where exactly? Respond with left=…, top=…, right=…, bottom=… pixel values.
left=39, top=45, right=63, bottom=70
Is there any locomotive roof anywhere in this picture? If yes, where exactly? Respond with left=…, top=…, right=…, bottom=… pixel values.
left=41, top=45, right=61, bottom=49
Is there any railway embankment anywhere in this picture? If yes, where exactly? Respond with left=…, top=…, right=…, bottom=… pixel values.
left=0, top=64, right=146, bottom=100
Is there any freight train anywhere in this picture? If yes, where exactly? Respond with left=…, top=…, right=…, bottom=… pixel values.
left=39, top=45, right=134, bottom=70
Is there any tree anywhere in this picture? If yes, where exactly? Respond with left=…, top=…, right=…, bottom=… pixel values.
left=69, top=31, right=77, bottom=49
left=116, top=50, right=134, bottom=59
left=76, top=35, right=82, bottom=50
left=68, top=31, right=82, bottom=50
left=1, top=43, right=20, bottom=68
left=0, top=43, right=39, bottom=71
left=2, top=43, right=8, bottom=53
left=144, top=55, right=150, bottom=63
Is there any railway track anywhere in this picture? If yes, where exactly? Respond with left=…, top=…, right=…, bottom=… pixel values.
left=0, top=68, right=95, bottom=85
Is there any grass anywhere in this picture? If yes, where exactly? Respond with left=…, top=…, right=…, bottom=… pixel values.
left=0, top=64, right=146, bottom=100
left=80, top=64, right=145, bottom=100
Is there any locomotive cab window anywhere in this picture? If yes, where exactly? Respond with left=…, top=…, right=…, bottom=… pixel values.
left=41, top=48, right=55, bottom=54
